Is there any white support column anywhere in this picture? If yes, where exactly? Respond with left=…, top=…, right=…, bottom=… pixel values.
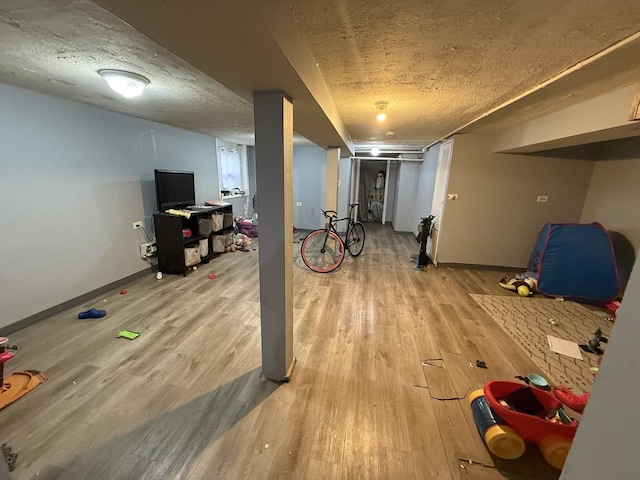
left=325, top=147, right=340, bottom=214
left=353, top=158, right=361, bottom=221
left=253, top=91, right=295, bottom=382
left=381, top=159, right=391, bottom=224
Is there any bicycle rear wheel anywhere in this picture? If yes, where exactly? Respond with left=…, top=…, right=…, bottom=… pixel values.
left=301, top=229, right=345, bottom=273
left=347, top=222, right=366, bottom=256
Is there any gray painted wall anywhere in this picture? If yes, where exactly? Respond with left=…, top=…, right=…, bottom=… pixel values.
left=290, top=149, right=355, bottom=231
left=411, top=145, right=439, bottom=236
left=560, top=251, right=640, bottom=479
left=292, top=146, right=326, bottom=230
left=437, top=133, right=594, bottom=267
left=392, top=161, right=421, bottom=232
left=580, top=138, right=640, bottom=250
left=0, top=83, right=218, bottom=329
left=544, top=138, right=640, bottom=478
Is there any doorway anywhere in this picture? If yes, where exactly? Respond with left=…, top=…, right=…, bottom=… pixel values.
left=352, top=159, right=397, bottom=224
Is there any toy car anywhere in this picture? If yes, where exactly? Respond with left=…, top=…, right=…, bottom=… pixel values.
left=468, top=380, right=579, bottom=469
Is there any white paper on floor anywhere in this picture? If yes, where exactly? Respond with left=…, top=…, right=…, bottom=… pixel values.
left=547, top=334, right=583, bottom=360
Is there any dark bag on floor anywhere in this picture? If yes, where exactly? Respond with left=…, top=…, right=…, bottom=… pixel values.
left=236, top=220, right=258, bottom=238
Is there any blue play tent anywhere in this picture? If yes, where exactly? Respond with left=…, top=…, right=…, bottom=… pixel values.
left=527, top=223, right=619, bottom=303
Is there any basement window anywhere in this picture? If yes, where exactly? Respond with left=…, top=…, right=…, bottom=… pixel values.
left=217, top=146, right=248, bottom=198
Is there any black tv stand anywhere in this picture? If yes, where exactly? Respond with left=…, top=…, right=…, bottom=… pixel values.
left=153, top=205, right=233, bottom=276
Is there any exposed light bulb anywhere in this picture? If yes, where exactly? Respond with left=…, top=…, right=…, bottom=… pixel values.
left=374, top=100, right=389, bottom=122
left=371, top=147, right=381, bottom=156
left=98, top=69, right=149, bottom=99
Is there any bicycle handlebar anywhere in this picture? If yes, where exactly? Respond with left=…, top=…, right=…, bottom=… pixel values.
left=321, top=203, right=360, bottom=219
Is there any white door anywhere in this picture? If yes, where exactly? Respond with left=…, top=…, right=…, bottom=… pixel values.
left=350, top=158, right=361, bottom=221
left=429, top=139, right=454, bottom=265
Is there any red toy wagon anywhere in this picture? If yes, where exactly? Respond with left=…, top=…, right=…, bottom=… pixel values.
left=469, top=380, right=579, bottom=469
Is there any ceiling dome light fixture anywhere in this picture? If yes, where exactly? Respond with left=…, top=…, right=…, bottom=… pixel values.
left=98, top=69, right=150, bottom=99
left=375, top=101, right=388, bottom=122
left=371, top=147, right=381, bottom=156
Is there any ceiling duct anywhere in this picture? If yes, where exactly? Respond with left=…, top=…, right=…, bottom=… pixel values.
left=354, top=146, right=426, bottom=155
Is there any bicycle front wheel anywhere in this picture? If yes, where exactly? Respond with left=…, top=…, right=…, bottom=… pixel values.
left=301, top=229, right=345, bottom=273
left=347, top=222, right=366, bottom=256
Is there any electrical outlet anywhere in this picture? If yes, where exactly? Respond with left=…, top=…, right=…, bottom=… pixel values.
left=132, top=221, right=143, bottom=230
left=296, top=202, right=303, bottom=207
left=140, top=242, right=155, bottom=258
left=537, top=195, right=549, bottom=203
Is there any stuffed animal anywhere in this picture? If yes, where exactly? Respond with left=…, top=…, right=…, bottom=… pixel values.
left=235, top=233, right=251, bottom=247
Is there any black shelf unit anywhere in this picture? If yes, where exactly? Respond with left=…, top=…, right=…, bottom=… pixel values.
left=153, top=205, right=233, bottom=276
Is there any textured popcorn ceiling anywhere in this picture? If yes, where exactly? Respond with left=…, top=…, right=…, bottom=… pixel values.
left=1, top=0, right=640, bottom=148
left=0, top=1, right=256, bottom=145
left=288, top=0, right=640, bottom=143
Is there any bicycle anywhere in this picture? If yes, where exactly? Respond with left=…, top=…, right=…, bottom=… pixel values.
left=300, top=202, right=366, bottom=273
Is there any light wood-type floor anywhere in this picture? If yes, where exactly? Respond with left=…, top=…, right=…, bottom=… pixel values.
left=1, top=224, right=563, bottom=479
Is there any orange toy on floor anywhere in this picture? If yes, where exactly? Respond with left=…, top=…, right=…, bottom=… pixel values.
left=0, top=337, right=47, bottom=411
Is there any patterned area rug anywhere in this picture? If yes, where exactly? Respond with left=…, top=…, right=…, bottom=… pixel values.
left=470, top=295, right=613, bottom=394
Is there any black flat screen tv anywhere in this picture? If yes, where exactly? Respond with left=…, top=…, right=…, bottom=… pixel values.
left=154, top=169, right=196, bottom=211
